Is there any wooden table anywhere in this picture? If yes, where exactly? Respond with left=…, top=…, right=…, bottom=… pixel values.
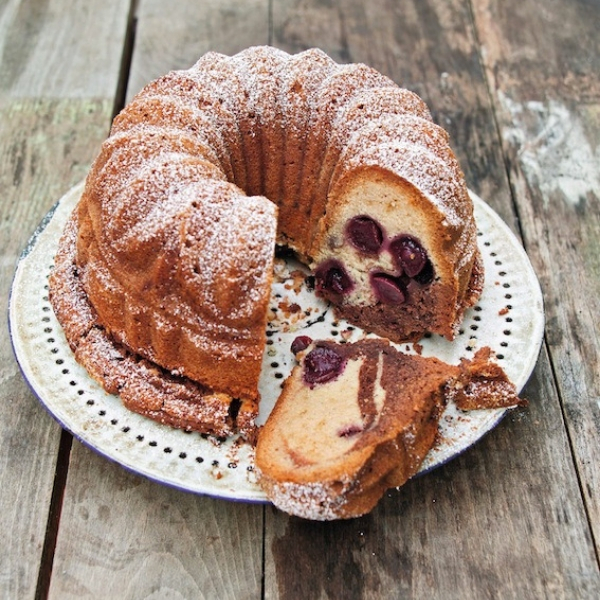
left=1, top=1, right=599, bottom=598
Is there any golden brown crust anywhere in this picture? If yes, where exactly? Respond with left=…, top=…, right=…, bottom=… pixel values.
left=110, top=94, right=235, bottom=181
left=229, top=46, right=289, bottom=200
left=272, top=48, right=336, bottom=251
left=137, top=60, right=249, bottom=190
left=77, top=175, right=276, bottom=401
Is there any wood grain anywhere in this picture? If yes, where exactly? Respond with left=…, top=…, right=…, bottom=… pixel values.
left=0, top=1, right=131, bottom=598
left=125, top=0, right=270, bottom=101
left=0, top=97, right=112, bottom=599
left=472, top=0, right=600, bottom=556
left=48, top=444, right=264, bottom=600
left=0, top=0, right=130, bottom=99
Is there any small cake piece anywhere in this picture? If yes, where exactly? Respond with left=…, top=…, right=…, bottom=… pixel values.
left=255, top=339, right=523, bottom=520
left=451, top=346, right=526, bottom=411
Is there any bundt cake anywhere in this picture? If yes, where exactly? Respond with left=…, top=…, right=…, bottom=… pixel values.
left=255, top=339, right=523, bottom=520
left=49, top=46, right=483, bottom=440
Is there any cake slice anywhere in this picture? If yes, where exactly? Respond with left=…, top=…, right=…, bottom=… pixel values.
left=255, top=338, right=523, bottom=520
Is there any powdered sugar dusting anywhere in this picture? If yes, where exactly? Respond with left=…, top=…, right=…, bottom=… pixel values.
left=229, top=47, right=290, bottom=198
left=309, top=63, right=397, bottom=130
left=91, top=126, right=221, bottom=213
left=301, top=64, right=398, bottom=207
left=107, top=153, right=224, bottom=250
left=331, top=87, right=434, bottom=149
left=343, top=114, right=451, bottom=158
left=178, top=179, right=277, bottom=323
left=48, top=205, right=255, bottom=439
left=279, top=48, right=337, bottom=130
left=278, top=49, right=337, bottom=209
left=229, top=46, right=290, bottom=123
left=263, top=478, right=349, bottom=521
left=111, top=93, right=235, bottom=179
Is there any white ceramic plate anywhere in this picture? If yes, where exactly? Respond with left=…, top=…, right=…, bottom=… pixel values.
left=9, top=182, right=544, bottom=502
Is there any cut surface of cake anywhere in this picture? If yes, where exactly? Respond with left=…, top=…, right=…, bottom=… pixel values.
left=49, top=46, right=484, bottom=440
left=255, top=339, right=523, bottom=520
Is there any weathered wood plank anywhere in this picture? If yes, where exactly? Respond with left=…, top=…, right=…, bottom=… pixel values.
left=48, top=444, right=264, bottom=600
left=0, top=0, right=130, bottom=99
left=0, top=1, right=132, bottom=597
left=472, top=0, right=600, bottom=556
left=46, top=1, right=269, bottom=597
left=266, top=0, right=600, bottom=597
left=125, top=0, right=270, bottom=101
left=0, top=95, right=118, bottom=600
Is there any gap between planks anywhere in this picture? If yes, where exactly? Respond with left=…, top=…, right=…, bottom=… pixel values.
left=34, top=2, right=140, bottom=597
left=112, top=0, right=139, bottom=120
left=35, top=430, right=73, bottom=600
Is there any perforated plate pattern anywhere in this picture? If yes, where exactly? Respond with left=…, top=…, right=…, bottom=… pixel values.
left=9, top=183, right=544, bottom=501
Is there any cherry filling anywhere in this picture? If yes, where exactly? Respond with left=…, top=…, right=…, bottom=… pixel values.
left=412, top=259, right=434, bottom=284
left=369, top=235, right=434, bottom=304
left=291, top=335, right=313, bottom=355
left=337, top=424, right=363, bottom=438
left=314, top=260, right=353, bottom=299
left=346, top=216, right=384, bottom=255
left=303, top=345, right=346, bottom=386
left=371, top=273, right=407, bottom=304
left=316, top=224, right=433, bottom=310
left=389, top=235, right=430, bottom=277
